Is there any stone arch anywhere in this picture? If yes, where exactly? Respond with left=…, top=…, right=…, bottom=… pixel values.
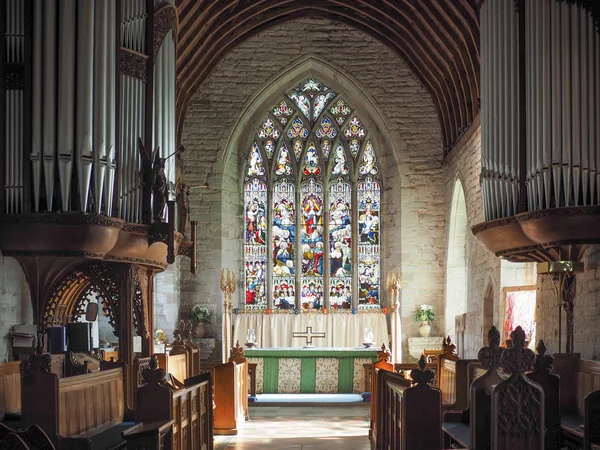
left=222, top=56, right=403, bottom=306
left=445, top=178, right=468, bottom=339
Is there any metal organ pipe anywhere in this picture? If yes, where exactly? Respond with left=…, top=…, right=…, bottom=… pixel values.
left=31, top=0, right=43, bottom=212
left=42, top=0, right=57, bottom=211
left=76, top=0, right=94, bottom=213
left=481, top=0, right=600, bottom=220
left=93, top=0, right=107, bottom=214
left=57, top=0, right=76, bottom=211
left=104, top=0, right=116, bottom=216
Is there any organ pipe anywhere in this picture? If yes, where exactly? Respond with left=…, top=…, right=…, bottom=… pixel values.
left=92, top=0, right=107, bottom=214
left=3, top=0, right=175, bottom=225
left=42, top=0, right=57, bottom=211
left=76, top=0, right=94, bottom=213
left=57, top=0, right=76, bottom=211
left=481, top=0, right=600, bottom=221
left=31, top=0, right=42, bottom=212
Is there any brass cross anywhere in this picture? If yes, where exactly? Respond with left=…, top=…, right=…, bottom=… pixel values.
left=293, top=326, right=326, bottom=347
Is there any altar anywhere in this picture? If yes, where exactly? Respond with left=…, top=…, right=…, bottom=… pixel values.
left=245, top=347, right=378, bottom=394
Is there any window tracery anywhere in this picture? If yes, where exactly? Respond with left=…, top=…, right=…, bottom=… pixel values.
left=244, top=77, right=382, bottom=310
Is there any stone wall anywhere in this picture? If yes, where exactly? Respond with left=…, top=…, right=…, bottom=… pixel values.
left=179, top=17, right=446, bottom=361
left=0, top=250, right=33, bottom=362
left=154, top=261, right=181, bottom=343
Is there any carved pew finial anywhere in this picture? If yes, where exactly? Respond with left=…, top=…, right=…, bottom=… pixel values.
left=23, top=334, right=52, bottom=374
left=377, top=344, right=391, bottom=362
left=501, top=326, right=536, bottom=374
left=410, top=354, right=435, bottom=385
left=442, top=335, right=457, bottom=356
left=141, top=354, right=166, bottom=385
left=231, top=341, right=245, bottom=359
left=534, top=339, right=554, bottom=372
left=478, top=326, right=502, bottom=369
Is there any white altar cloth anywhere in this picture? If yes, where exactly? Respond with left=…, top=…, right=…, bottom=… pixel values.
left=233, top=312, right=388, bottom=349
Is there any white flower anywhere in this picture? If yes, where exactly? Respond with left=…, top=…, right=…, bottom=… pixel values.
left=420, top=304, right=431, bottom=311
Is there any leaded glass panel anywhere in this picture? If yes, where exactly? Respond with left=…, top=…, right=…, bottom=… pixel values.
left=275, top=142, right=293, bottom=176
left=247, top=143, right=265, bottom=177
left=303, top=142, right=321, bottom=176
left=331, top=142, right=349, bottom=176
left=300, top=179, right=324, bottom=309
left=329, top=180, right=352, bottom=309
left=358, top=177, right=380, bottom=307
left=244, top=179, right=267, bottom=308
left=273, top=180, right=296, bottom=309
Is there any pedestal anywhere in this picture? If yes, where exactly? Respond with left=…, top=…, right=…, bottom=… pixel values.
left=194, top=338, right=216, bottom=361
left=407, top=337, right=444, bottom=360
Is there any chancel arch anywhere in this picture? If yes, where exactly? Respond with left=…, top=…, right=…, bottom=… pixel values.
left=445, top=178, right=468, bottom=339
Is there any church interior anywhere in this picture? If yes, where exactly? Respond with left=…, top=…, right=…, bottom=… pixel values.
left=1, top=0, right=600, bottom=449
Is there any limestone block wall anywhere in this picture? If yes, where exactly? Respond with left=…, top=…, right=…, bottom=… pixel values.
left=179, top=17, right=446, bottom=362
left=0, top=250, right=32, bottom=362
left=154, top=261, right=181, bottom=343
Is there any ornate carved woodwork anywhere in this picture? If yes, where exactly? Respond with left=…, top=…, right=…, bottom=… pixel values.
left=175, top=0, right=481, bottom=154
left=472, top=206, right=600, bottom=263
left=121, top=48, right=148, bottom=82
left=153, top=5, right=178, bottom=63
left=0, top=213, right=184, bottom=270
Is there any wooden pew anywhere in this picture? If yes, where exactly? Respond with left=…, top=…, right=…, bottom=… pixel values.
left=213, top=359, right=247, bottom=435
left=135, top=356, right=214, bottom=450
left=0, top=361, right=22, bottom=421
left=527, top=340, right=561, bottom=450
left=553, top=353, right=600, bottom=449
left=491, top=326, right=544, bottom=450
left=436, top=336, right=477, bottom=411
left=369, top=344, right=393, bottom=445
left=170, top=321, right=200, bottom=380
left=0, top=422, right=55, bottom=449
left=442, top=326, right=504, bottom=449
left=21, top=350, right=133, bottom=449
left=229, top=342, right=249, bottom=419
left=376, top=355, right=442, bottom=450
left=156, top=352, right=188, bottom=386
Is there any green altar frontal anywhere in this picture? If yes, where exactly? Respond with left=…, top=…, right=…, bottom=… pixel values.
left=245, top=347, right=379, bottom=394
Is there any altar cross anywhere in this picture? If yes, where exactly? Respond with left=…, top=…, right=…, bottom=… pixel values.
left=293, top=326, right=326, bottom=347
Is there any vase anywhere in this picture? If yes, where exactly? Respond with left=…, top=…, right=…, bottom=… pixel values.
left=195, top=322, right=207, bottom=338
left=419, top=321, right=431, bottom=337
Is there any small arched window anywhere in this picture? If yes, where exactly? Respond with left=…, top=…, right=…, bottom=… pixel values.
left=244, top=77, right=382, bottom=311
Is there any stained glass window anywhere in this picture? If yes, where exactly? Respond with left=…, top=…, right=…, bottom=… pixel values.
left=243, top=76, right=382, bottom=310
left=244, top=179, right=267, bottom=308
left=329, top=180, right=352, bottom=309
left=300, top=179, right=324, bottom=309
left=358, top=177, right=380, bottom=306
left=273, top=180, right=296, bottom=309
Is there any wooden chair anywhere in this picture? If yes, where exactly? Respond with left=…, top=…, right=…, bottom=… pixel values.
left=491, top=326, right=544, bottom=450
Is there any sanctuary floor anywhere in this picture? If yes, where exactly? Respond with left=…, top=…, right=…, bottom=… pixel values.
left=215, top=403, right=373, bottom=450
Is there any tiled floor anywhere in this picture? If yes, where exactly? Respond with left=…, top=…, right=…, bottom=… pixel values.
left=215, top=404, right=373, bottom=450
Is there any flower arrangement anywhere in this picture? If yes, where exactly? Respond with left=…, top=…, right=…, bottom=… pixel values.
left=190, top=305, right=213, bottom=324
left=414, top=304, right=436, bottom=322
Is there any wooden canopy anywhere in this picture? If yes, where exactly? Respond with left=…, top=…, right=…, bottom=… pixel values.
left=175, top=0, right=481, bottom=155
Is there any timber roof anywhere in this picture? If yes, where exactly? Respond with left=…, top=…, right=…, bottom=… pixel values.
left=176, top=0, right=481, bottom=155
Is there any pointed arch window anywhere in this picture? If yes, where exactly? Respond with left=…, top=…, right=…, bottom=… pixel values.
left=244, top=77, right=382, bottom=310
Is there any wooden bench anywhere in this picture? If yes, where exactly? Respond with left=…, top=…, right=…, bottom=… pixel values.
left=436, top=336, right=478, bottom=411
left=369, top=344, right=394, bottom=444
left=21, top=350, right=133, bottom=449
left=213, top=359, right=248, bottom=435
left=229, top=343, right=249, bottom=419
left=135, top=356, right=213, bottom=450
left=442, top=326, right=504, bottom=449
left=553, top=353, right=600, bottom=449
left=375, top=356, right=442, bottom=450
left=156, top=351, right=188, bottom=386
